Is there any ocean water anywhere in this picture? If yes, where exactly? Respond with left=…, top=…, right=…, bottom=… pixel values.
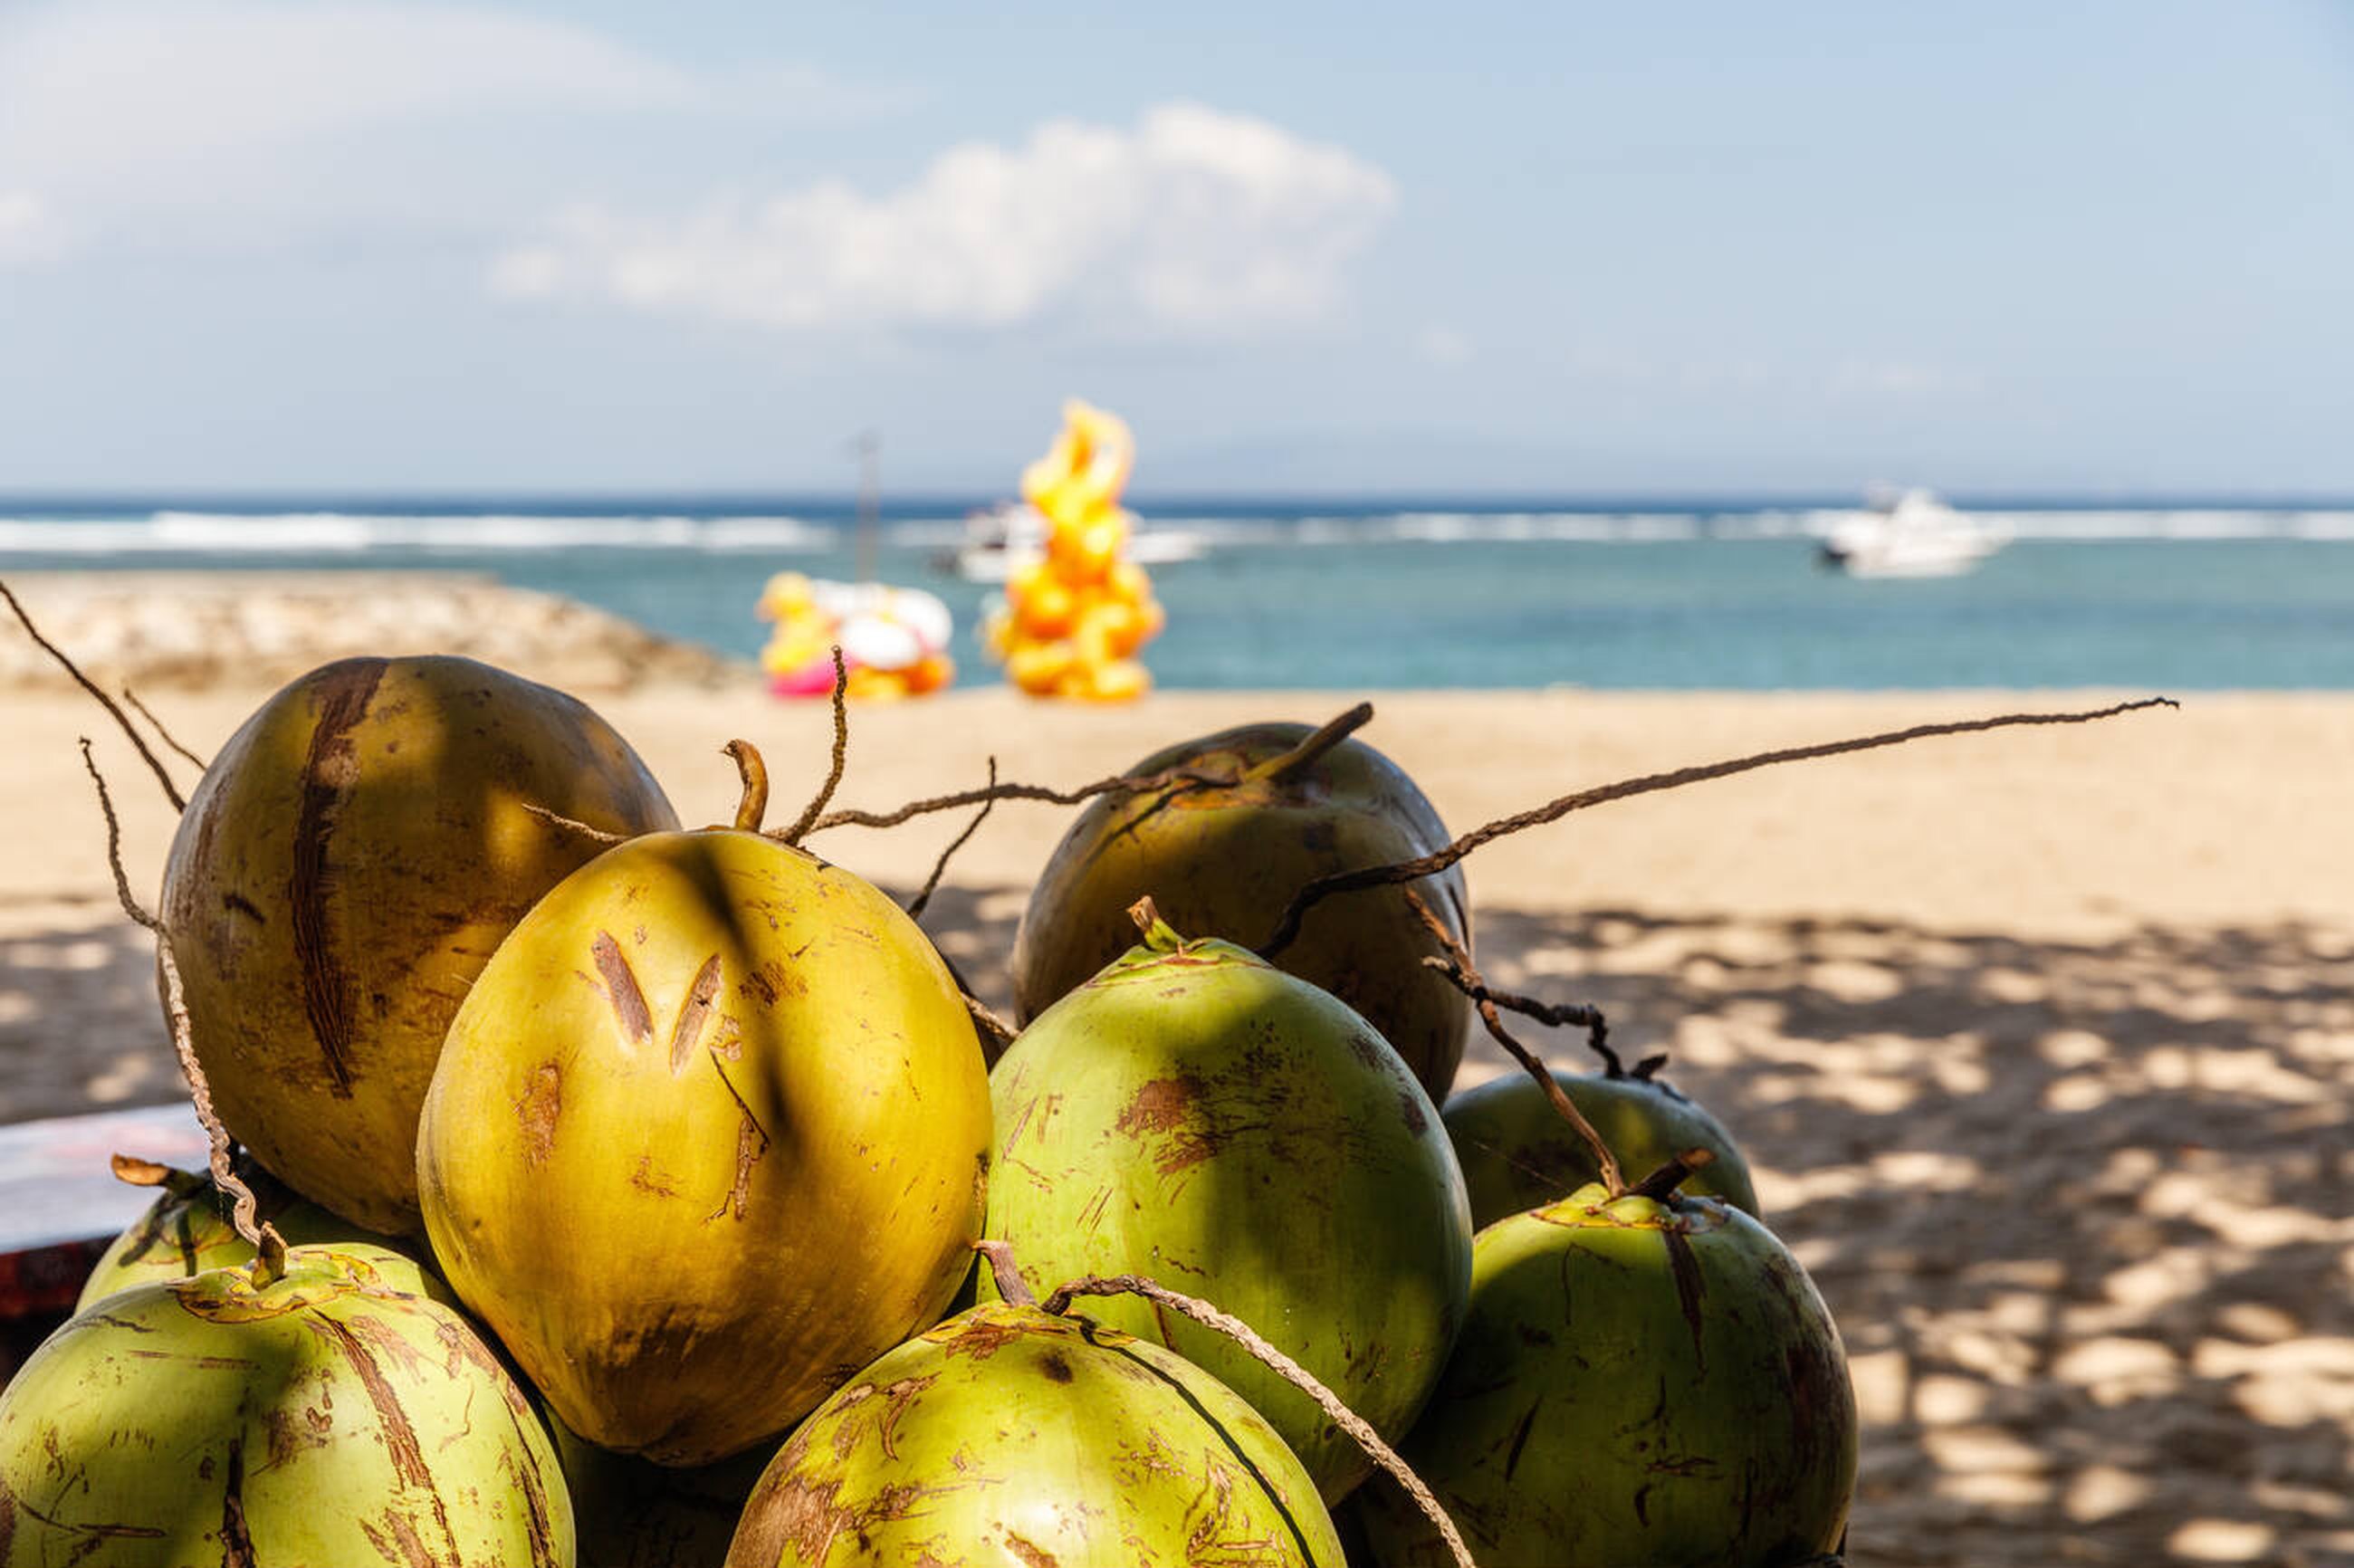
left=5, top=496, right=2353, bottom=690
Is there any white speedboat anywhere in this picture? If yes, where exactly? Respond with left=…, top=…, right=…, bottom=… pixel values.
left=1815, top=489, right=2009, bottom=578
left=946, top=502, right=1210, bottom=582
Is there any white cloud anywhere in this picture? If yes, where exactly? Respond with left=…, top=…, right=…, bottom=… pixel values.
left=490, top=103, right=1399, bottom=337
left=1417, top=325, right=1474, bottom=365
left=1827, top=359, right=1978, bottom=397
left=0, top=2, right=906, bottom=232
left=0, top=193, right=68, bottom=268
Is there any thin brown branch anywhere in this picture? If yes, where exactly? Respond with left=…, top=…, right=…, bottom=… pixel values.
left=1261, top=696, right=2179, bottom=960
left=1043, top=1272, right=1476, bottom=1568
left=81, top=738, right=160, bottom=934
left=807, top=699, right=1377, bottom=833
left=776, top=647, right=849, bottom=847
left=1407, top=890, right=1624, bottom=1197
left=964, top=994, right=1017, bottom=1052
left=906, top=758, right=997, bottom=922
left=80, top=739, right=267, bottom=1254
left=1419, top=954, right=1618, bottom=1076
left=812, top=764, right=1234, bottom=832
left=121, top=687, right=207, bottom=772
left=521, top=802, right=630, bottom=845
left=6, top=580, right=188, bottom=811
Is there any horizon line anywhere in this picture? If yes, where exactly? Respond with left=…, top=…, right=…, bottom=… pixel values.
left=5, top=488, right=2354, bottom=512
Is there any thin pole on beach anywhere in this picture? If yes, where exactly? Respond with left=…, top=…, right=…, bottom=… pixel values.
left=847, top=429, right=881, bottom=585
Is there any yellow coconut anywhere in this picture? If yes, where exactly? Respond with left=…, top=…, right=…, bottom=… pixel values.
left=417, top=760, right=993, bottom=1466
left=159, top=655, right=677, bottom=1234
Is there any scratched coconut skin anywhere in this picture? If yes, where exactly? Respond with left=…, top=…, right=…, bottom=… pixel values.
left=985, top=924, right=1472, bottom=1504
left=1010, top=721, right=1472, bottom=1101
left=724, top=1303, right=1344, bottom=1568
left=160, top=655, right=679, bottom=1236
left=1441, top=1069, right=1761, bottom=1230
left=0, top=1248, right=572, bottom=1565
left=418, top=827, right=993, bottom=1468
left=1354, top=1187, right=1857, bottom=1568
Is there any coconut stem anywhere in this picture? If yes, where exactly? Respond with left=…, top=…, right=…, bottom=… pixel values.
left=109, top=1152, right=208, bottom=1199
left=1126, top=895, right=1185, bottom=953
left=776, top=647, right=849, bottom=847
left=1243, top=701, right=1375, bottom=784
left=1259, top=696, right=2181, bottom=961
left=723, top=740, right=770, bottom=831
left=81, top=739, right=271, bottom=1253
left=1407, top=891, right=1626, bottom=1198
left=1627, top=1146, right=1715, bottom=1201
left=970, top=1238, right=1038, bottom=1307
left=251, top=1222, right=289, bottom=1286
left=1043, top=1272, right=1478, bottom=1568
left=6, top=580, right=190, bottom=812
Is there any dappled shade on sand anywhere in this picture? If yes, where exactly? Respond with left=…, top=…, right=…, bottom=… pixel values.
left=14, top=892, right=2349, bottom=1565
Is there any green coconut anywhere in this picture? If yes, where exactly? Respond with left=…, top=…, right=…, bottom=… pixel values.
left=1010, top=716, right=1473, bottom=1099
left=417, top=760, right=994, bottom=1467
left=1354, top=1182, right=1857, bottom=1568
left=160, top=655, right=679, bottom=1234
left=74, top=1159, right=437, bottom=1313
left=983, top=906, right=1472, bottom=1503
left=0, top=1247, right=572, bottom=1564
left=1444, top=1067, right=1760, bottom=1229
left=724, top=1299, right=1344, bottom=1568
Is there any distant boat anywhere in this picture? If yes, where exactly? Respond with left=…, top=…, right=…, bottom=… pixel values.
left=1814, top=489, right=2009, bottom=578
left=945, top=502, right=1210, bottom=583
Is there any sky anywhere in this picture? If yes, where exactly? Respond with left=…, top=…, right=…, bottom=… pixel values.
left=1, top=1, right=2349, bottom=496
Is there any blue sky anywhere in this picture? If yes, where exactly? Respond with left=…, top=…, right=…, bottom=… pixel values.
left=1, top=1, right=2349, bottom=494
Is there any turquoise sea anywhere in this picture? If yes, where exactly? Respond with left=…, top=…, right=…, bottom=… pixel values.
left=5, top=496, right=2353, bottom=690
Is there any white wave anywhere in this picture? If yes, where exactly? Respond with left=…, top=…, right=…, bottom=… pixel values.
left=5, top=505, right=2354, bottom=558
left=0, top=511, right=835, bottom=554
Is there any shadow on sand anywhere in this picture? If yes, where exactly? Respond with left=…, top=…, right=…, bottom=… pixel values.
left=11, top=892, right=2347, bottom=1566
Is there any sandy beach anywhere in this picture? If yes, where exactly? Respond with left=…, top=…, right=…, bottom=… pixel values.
left=4, top=576, right=2349, bottom=1566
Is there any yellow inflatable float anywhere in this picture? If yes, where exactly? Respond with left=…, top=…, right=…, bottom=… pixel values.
left=759, top=573, right=955, bottom=701
left=981, top=401, right=1165, bottom=701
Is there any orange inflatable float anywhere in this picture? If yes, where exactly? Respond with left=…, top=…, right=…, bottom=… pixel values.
left=981, top=402, right=1165, bottom=701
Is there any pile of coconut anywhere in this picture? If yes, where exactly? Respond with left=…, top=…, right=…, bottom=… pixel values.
left=0, top=600, right=2169, bottom=1565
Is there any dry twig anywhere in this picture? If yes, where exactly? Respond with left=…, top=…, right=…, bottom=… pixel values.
left=775, top=647, right=848, bottom=847
left=906, top=759, right=997, bottom=922
left=1419, top=953, right=1616, bottom=1076
left=6, top=580, right=188, bottom=811
left=808, top=700, right=1375, bottom=834
left=1407, top=889, right=1624, bottom=1197
left=121, top=686, right=208, bottom=772
left=1043, top=1269, right=1478, bottom=1568
left=1261, top=696, right=2178, bottom=960
left=964, top=994, right=1018, bottom=1052
left=80, top=739, right=282, bottom=1269
left=522, top=803, right=629, bottom=845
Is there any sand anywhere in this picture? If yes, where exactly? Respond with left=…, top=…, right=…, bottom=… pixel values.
left=2, top=580, right=2349, bottom=1565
